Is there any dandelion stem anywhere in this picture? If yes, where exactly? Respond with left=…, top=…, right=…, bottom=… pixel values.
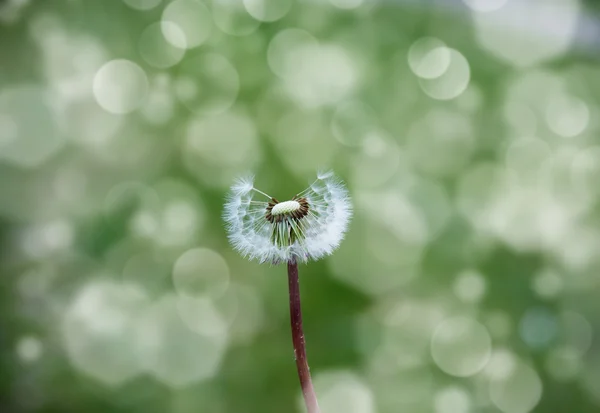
left=287, top=260, right=320, bottom=413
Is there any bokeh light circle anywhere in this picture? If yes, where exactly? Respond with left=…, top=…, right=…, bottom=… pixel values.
left=484, top=348, right=517, bottom=380
left=176, top=295, right=229, bottom=337
left=0, top=113, right=18, bottom=148
left=138, top=22, right=186, bottom=69
left=172, top=248, right=230, bottom=299
left=489, top=360, right=543, bottom=413
left=161, top=0, right=212, bottom=49
left=408, top=37, right=451, bottom=79
left=545, top=94, right=589, bottom=138
left=267, top=28, right=318, bottom=78
left=418, top=49, right=470, bottom=100
left=16, top=336, right=43, bottom=363
left=330, top=214, right=422, bottom=296
left=212, top=283, right=265, bottom=344
left=471, top=0, right=580, bottom=67
left=559, top=311, right=593, bottom=355
left=308, top=370, right=375, bottom=413
left=211, top=0, right=260, bottom=36
left=431, top=317, right=492, bottom=377
left=62, top=279, right=148, bottom=386
left=93, top=59, right=148, bottom=114
left=128, top=179, right=205, bottom=248
left=531, top=268, right=563, bottom=299
left=453, top=270, right=487, bottom=303
left=369, top=361, right=434, bottom=408
left=135, top=294, right=227, bottom=387
left=518, top=307, right=558, bottom=350
left=283, top=43, right=359, bottom=108
left=20, top=219, right=75, bottom=259
left=434, top=386, right=471, bottom=413
left=545, top=347, right=581, bottom=381
left=243, top=0, right=292, bottom=22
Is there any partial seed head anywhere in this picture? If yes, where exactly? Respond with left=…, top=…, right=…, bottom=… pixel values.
left=223, top=171, right=352, bottom=264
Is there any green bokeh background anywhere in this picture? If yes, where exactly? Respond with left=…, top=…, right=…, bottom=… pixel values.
left=1, top=0, right=600, bottom=412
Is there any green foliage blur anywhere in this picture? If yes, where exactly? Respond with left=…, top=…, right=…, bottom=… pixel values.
left=1, top=0, right=600, bottom=412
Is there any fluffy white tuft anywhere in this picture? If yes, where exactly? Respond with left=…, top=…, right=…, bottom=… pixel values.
left=231, top=175, right=254, bottom=195
left=223, top=171, right=352, bottom=264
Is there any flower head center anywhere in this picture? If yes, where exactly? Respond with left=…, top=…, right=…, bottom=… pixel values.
left=272, top=200, right=300, bottom=216
left=265, top=197, right=310, bottom=224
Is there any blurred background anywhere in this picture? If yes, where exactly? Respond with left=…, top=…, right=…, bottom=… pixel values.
left=1, top=0, right=600, bottom=412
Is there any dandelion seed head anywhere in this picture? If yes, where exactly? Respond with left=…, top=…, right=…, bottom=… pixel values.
left=223, top=171, right=352, bottom=264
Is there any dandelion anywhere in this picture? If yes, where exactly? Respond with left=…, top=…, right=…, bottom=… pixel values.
left=223, top=170, right=352, bottom=413
left=223, top=170, right=352, bottom=265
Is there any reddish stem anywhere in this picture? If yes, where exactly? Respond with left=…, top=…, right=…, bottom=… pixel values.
left=287, top=260, right=320, bottom=413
